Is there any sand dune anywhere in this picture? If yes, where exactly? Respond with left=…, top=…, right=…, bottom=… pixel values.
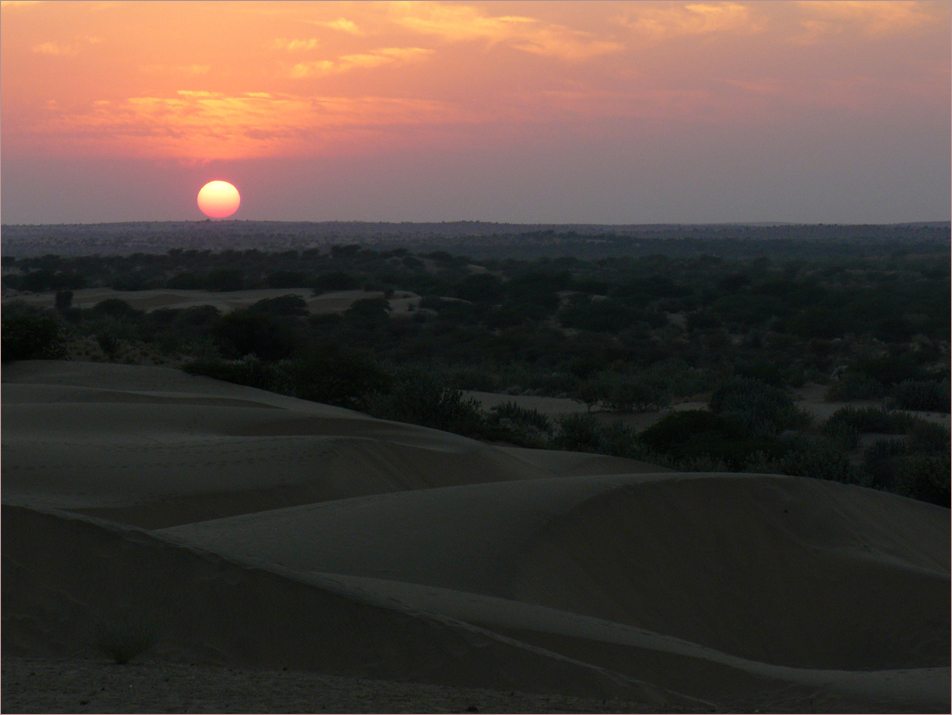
left=3, top=360, right=949, bottom=713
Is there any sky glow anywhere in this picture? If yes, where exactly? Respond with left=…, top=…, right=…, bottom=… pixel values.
left=1, top=1, right=949, bottom=224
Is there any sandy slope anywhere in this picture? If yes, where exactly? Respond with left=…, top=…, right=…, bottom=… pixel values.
left=5, top=287, right=422, bottom=317
left=3, top=361, right=949, bottom=713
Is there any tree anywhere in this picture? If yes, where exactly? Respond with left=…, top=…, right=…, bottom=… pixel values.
left=344, top=297, right=391, bottom=330
left=605, top=380, right=669, bottom=412
left=214, top=309, right=296, bottom=361
left=2, top=310, right=67, bottom=362
left=55, top=290, right=73, bottom=312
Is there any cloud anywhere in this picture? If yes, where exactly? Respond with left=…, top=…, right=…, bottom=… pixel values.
left=290, top=46, right=433, bottom=78
left=14, top=90, right=470, bottom=161
left=32, top=36, right=101, bottom=56
left=310, top=17, right=362, bottom=35
left=615, top=2, right=762, bottom=41
left=391, top=2, right=535, bottom=43
left=271, top=37, right=319, bottom=52
left=391, top=2, right=622, bottom=60
left=791, top=1, right=939, bottom=43
left=32, top=41, right=78, bottom=56
left=512, top=28, right=623, bottom=60
left=140, top=64, right=210, bottom=75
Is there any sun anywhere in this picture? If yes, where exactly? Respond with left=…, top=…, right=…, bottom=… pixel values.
left=197, top=181, right=240, bottom=219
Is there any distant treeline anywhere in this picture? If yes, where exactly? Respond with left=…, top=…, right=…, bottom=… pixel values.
left=1, top=221, right=948, bottom=259
left=3, top=241, right=949, bottom=507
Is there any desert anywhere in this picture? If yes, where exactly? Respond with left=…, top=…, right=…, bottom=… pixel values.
left=3, top=359, right=949, bottom=713
left=4, top=0, right=951, bottom=711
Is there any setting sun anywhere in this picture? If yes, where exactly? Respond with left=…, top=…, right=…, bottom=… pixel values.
left=197, top=180, right=240, bottom=219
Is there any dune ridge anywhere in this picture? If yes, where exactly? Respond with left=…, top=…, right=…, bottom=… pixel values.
left=3, top=361, right=949, bottom=713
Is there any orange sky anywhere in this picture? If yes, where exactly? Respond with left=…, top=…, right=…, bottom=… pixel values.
left=1, top=1, right=949, bottom=223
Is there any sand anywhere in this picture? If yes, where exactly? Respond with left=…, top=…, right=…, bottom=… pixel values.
left=3, top=360, right=949, bottom=713
left=5, top=287, right=422, bottom=317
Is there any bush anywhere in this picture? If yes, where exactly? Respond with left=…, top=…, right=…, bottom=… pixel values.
left=640, top=408, right=794, bottom=469
left=344, top=298, right=391, bottom=329
left=279, top=349, right=391, bottom=410
left=902, top=452, right=951, bottom=507
left=249, top=294, right=309, bottom=317
left=313, top=271, right=358, bottom=293
left=709, top=377, right=809, bottom=437
left=267, top=270, right=310, bottom=288
left=55, top=289, right=73, bottom=312
left=368, top=370, right=483, bottom=436
left=570, top=380, right=608, bottom=412
left=1, top=309, right=67, bottom=362
left=906, top=419, right=951, bottom=453
left=488, top=401, right=552, bottom=433
left=90, top=299, right=142, bottom=320
left=746, top=438, right=859, bottom=484
left=824, top=406, right=912, bottom=435
left=551, top=414, right=605, bottom=453
left=91, top=606, right=159, bottom=665
left=182, top=356, right=278, bottom=392
left=605, top=379, right=669, bottom=412
left=889, top=379, right=950, bottom=413
left=214, top=309, right=297, bottom=361
left=483, top=402, right=553, bottom=447
left=828, top=372, right=885, bottom=401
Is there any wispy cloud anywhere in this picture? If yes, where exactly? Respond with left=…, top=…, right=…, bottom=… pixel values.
left=139, top=64, right=211, bottom=75
left=309, top=17, right=362, bottom=35
left=32, top=35, right=100, bottom=56
left=511, top=27, right=623, bottom=60
left=271, top=37, right=319, bottom=52
left=791, top=1, right=939, bottom=43
left=615, top=2, right=763, bottom=41
left=32, top=40, right=78, bottom=56
left=290, top=46, right=433, bottom=78
left=391, top=2, right=535, bottom=43
left=391, top=2, right=622, bottom=60
left=12, top=90, right=471, bottom=161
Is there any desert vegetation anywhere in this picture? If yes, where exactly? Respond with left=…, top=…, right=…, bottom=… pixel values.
left=3, top=236, right=949, bottom=506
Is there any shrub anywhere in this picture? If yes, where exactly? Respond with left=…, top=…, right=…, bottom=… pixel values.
left=214, top=309, right=297, bottom=361
left=206, top=268, right=245, bottom=292
left=828, top=372, right=884, bottom=401
left=570, top=380, right=608, bottom=412
left=605, top=379, right=669, bottom=412
left=313, top=271, right=358, bottom=293
left=906, top=419, right=951, bottom=453
left=771, top=438, right=859, bottom=484
left=638, top=409, right=781, bottom=469
left=267, top=270, right=310, bottom=288
left=824, top=406, right=911, bottom=435
left=279, top=349, right=391, bottom=410
left=483, top=402, right=553, bottom=447
left=91, top=606, right=159, bottom=665
left=368, top=370, right=483, bottom=436
left=182, top=356, right=278, bottom=392
left=488, top=401, right=552, bottom=433
left=96, top=329, right=121, bottom=360
left=55, top=289, right=73, bottom=312
left=902, top=452, right=951, bottom=507
left=1, top=309, right=67, bottom=362
left=249, top=294, right=309, bottom=317
left=551, top=413, right=605, bottom=453
left=344, top=298, right=391, bottom=330
left=709, top=377, right=809, bottom=437
left=889, top=379, right=950, bottom=413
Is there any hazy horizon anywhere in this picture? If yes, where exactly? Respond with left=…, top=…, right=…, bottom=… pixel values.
left=2, top=1, right=950, bottom=225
